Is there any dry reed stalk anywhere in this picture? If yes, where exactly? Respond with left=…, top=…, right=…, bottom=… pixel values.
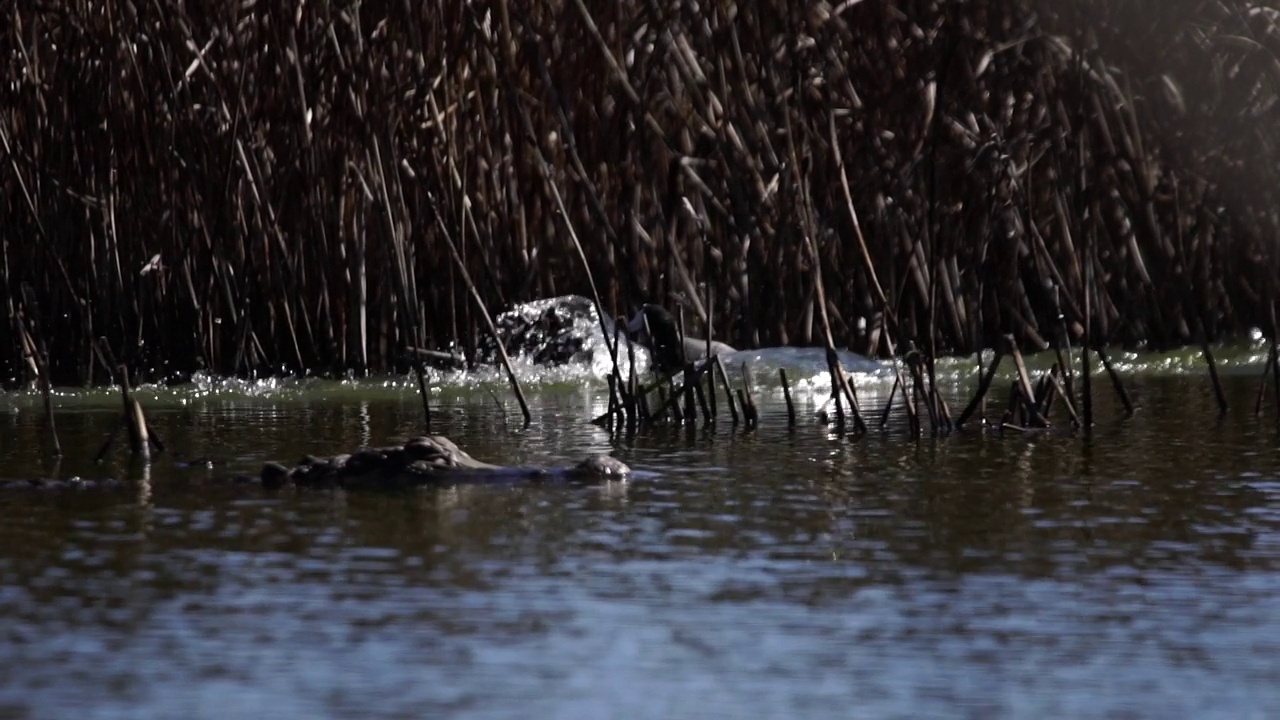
left=905, top=351, right=937, bottom=435
left=1007, top=336, right=1048, bottom=427
left=93, top=364, right=162, bottom=462
left=879, top=375, right=900, bottom=430
left=956, top=351, right=1005, bottom=429
left=1048, top=369, right=1082, bottom=427
left=780, top=368, right=796, bottom=427
left=1094, top=347, right=1134, bottom=417
left=682, top=364, right=698, bottom=425
left=714, top=355, right=740, bottom=425
left=1200, top=338, right=1229, bottom=416
left=1253, top=349, right=1272, bottom=418
left=739, top=362, right=758, bottom=428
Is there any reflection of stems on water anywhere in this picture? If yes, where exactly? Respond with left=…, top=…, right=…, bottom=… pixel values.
left=1256, top=303, right=1280, bottom=421
left=134, top=456, right=153, bottom=509
left=1200, top=337, right=1228, bottom=416
left=486, top=388, right=510, bottom=433
left=17, top=284, right=60, bottom=457
left=956, top=351, right=1003, bottom=430
left=93, top=354, right=165, bottom=463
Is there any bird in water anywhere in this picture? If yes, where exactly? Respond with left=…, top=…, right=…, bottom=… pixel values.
left=625, top=304, right=736, bottom=376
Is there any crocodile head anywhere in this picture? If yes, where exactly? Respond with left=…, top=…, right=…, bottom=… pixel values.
left=570, top=454, right=631, bottom=480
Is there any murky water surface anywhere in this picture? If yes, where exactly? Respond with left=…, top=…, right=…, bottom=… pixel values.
left=1, top=348, right=1279, bottom=719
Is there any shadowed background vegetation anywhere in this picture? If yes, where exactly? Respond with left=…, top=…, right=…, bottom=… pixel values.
left=3, top=0, right=1279, bottom=387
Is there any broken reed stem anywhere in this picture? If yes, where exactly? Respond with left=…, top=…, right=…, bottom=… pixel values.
left=845, top=365, right=868, bottom=434
left=740, top=362, right=758, bottom=427
left=735, top=389, right=749, bottom=425
left=637, top=383, right=651, bottom=423
left=1052, top=339, right=1074, bottom=403
left=1006, top=336, right=1048, bottom=427
left=1005, top=380, right=1022, bottom=426
left=899, top=361, right=921, bottom=437
left=1201, top=339, right=1229, bottom=416
left=1047, top=369, right=1082, bottom=426
left=1081, top=194, right=1095, bottom=433
left=935, top=389, right=953, bottom=430
left=120, top=366, right=146, bottom=459
left=1052, top=285, right=1075, bottom=397
left=1094, top=347, right=1134, bottom=417
left=1034, top=371, right=1054, bottom=416
left=826, top=372, right=846, bottom=428
left=879, top=375, right=900, bottom=429
left=906, top=354, right=936, bottom=435
left=820, top=350, right=847, bottom=430
left=780, top=368, right=796, bottom=427
left=693, top=367, right=712, bottom=425
left=111, top=364, right=163, bottom=460
left=715, top=355, right=740, bottom=425
left=926, top=351, right=944, bottom=433
left=956, top=350, right=1004, bottom=429
left=613, top=320, right=635, bottom=421
left=643, top=363, right=710, bottom=425
left=826, top=347, right=867, bottom=434
left=683, top=364, right=698, bottom=424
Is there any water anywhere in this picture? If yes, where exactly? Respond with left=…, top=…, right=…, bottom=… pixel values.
left=1, top=346, right=1279, bottom=719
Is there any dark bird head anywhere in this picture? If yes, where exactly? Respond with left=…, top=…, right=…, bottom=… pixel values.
left=625, top=304, right=687, bottom=375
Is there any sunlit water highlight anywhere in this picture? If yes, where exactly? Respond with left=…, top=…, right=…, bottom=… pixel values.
left=1, top=344, right=1279, bottom=719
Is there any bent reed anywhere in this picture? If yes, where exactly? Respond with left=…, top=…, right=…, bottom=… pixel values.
left=2, top=0, right=1278, bottom=387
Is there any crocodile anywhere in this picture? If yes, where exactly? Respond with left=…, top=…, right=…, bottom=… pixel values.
left=0, top=436, right=630, bottom=492
left=258, top=435, right=630, bottom=490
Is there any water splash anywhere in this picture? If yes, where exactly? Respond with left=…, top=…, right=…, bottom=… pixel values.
left=469, top=295, right=644, bottom=372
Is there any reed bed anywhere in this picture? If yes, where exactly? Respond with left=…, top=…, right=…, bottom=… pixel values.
left=2, top=0, right=1278, bottom=388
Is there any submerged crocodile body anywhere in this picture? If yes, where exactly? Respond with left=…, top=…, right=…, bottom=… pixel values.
left=0, top=436, right=630, bottom=492
left=259, top=435, right=630, bottom=490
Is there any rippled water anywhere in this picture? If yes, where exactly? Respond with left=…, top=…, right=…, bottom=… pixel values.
left=1, top=348, right=1279, bottom=718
